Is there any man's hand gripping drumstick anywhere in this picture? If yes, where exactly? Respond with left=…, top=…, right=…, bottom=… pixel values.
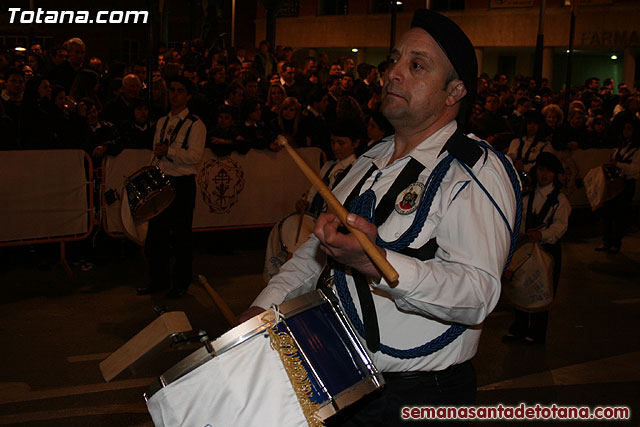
left=277, top=135, right=399, bottom=286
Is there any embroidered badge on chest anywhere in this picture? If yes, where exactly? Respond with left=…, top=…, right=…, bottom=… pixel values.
left=394, top=182, right=425, bottom=215
left=331, top=167, right=345, bottom=181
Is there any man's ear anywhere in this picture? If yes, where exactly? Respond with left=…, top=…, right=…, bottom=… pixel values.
left=445, top=80, right=467, bottom=107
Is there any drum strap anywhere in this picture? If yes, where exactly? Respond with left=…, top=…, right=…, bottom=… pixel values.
left=181, top=114, right=200, bottom=149
left=309, top=162, right=339, bottom=215
left=517, top=137, right=540, bottom=164
left=525, top=186, right=560, bottom=230
left=159, top=113, right=199, bottom=148
left=615, top=145, right=638, bottom=164
left=333, top=131, right=523, bottom=358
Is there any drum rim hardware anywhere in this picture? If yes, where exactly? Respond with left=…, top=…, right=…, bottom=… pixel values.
left=144, top=290, right=385, bottom=421
left=124, top=165, right=176, bottom=222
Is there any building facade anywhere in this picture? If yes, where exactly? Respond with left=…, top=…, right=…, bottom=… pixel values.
left=255, top=0, right=640, bottom=90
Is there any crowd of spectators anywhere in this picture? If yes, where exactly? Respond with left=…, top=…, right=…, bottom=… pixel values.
left=1, top=37, right=639, bottom=166
left=466, top=74, right=639, bottom=155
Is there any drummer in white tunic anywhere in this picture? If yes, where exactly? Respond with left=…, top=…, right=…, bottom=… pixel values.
left=138, top=76, right=206, bottom=299
left=241, top=9, right=519, bottom=425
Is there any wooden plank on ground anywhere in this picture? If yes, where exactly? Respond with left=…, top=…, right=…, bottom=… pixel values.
left=99, top=312, right=192, bottom=382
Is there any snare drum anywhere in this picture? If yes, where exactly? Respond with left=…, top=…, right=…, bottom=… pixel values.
left=264, top=212, right=316, bottom=281
left=145, top=290, right=384, bottom=426
left=125, top=166, right=175, bottom=222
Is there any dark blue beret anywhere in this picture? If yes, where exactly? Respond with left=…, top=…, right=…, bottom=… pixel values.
left=410, top=9, right=477, bottom=107
left=536, top=152, right=565, bottom=174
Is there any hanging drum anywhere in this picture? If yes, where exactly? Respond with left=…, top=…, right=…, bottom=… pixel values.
left=124, top=166, right=175, bottom=222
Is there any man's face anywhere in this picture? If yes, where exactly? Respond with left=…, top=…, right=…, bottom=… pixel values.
left=329, top=64, right=342, bottom=76
left=484, top=96, right=499, bottom=113
left=133, top=65, right=147, bottom=83
left=367, top=68, right=378, bottom=83
left=53, top=49, right=68, bottom=65
left=329, top=79, right=343, bottom=96
left=304, top=60, right=317, bottom=75
left=342, top=75, right=354, bottom=89
left=122, top=76, right=142, bottom=100
left=85, top=104, right=98, bottom=125
left=344, top=58, right=355, bottom=72
left=381, top=28, right=458, bottom=130
left=54, top=90, right=66, bottom=110
left=38, top=79, right=52, bottom=99
left=168, top=82, right=191, bottom=110
left=317, top=95, right=329, bottom=113
left=536, top=165, right=555, bottom=187
left=214, top=69, right=226, bottom=84
left=5, top=74, right=25, bottom=98
left=588, top=79, right=600, bottom=91
left=22, top=66, right=33, bottom=79
left=241, top=61, right=253, bottom=74
left=498, top=74, right=508, bottom=86
left=569, top=111, right=585, bottom=128
left=282, top=66, right=295, bottom=84
left=229, top=88, right=244, bottom=106
left=331, top=135, right=357, bottom=160
left=515, top=89, right=527, bottom=100
left=69, top=44, right=85, bottom=66
left=245, top=81, right=258, bottom=98
left=218, top=113, right=233, bottom=129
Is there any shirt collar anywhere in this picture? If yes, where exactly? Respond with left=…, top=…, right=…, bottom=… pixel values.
left=363, top=120, right=458, bottom=172
left=536, top=182, right=554, bottom=196
left=169, top=107, right=189, bottom=121
left=335, top=153, right=356, bottom=169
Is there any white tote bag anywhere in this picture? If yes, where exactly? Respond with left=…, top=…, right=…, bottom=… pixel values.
left=502, top=242, right=554, bottom=312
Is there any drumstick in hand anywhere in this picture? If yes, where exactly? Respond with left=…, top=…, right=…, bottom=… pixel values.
left=277, top=135, right=399, bottom=286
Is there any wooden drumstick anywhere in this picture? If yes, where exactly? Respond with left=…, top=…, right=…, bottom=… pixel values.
left=277, top=135, right=399, bottom=286
left=198, top=275, right=239, bottom=327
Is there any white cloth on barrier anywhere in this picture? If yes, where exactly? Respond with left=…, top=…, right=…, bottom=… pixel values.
left=263, top=212, right=317, bottom=282
left=0, top=149, right=89, bottom=242
left=146, top=333, right=307, bottom=427
left=103, top=148, right=323, bottom=234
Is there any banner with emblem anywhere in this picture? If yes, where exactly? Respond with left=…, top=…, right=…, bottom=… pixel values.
left=193, top=148, right=323, bottom=228
left=102, top=148, right=324, bottom=234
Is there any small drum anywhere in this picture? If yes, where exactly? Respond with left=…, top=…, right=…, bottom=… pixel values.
left=145, top=290, right=384, bottom=426
left=125, top=166, right=175, bottom=222
left=264, top=212, right=316, bottom=281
